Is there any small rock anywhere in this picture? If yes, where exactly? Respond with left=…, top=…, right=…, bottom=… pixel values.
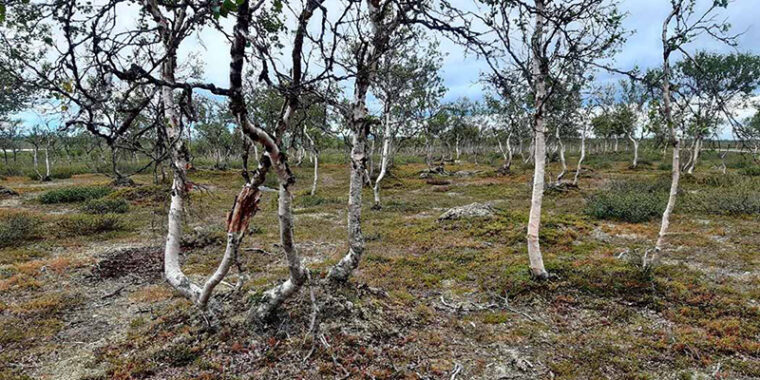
left=452, top=170, right=481, bottom=177
left=591, top=227, right=612, bottom=243
left=438, top=202, right=495, bottom=221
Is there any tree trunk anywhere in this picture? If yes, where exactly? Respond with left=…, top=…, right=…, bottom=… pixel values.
left=372, top=111, right=392, bottom=209
left=526, top=0, right=549, bottom=279
left=555, top=127, right=566, bottom=184
left=455, top=134, right=461, bottom=161
left=648, top=10, right=680, bottom=268
left=686, top=137, right=700, bottom=175
left=328, top=0, right=387, bottom=282
left=628, top=133, right=639, bottom=168
left=328, top=108, right=369, bottom=281
left=311, top=151, right=319, bottom=196
left=32, top=145, right=42, bottom=181
left=573, top=125, right=587, bottom=186
left=44, top=145, right=51, bottom=181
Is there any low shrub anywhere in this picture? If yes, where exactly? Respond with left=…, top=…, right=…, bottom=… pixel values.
left=740, top=166, right=760, bottom=177
left=39, top=186, right=111, bottom=204
left=56, top=214, right=124, bottom=237
left=585, top=180, right=667, bottom=223
left=105, top=185, right=169, bottom=204
left=297, top=194, right=343, bottom=208
left=682, top=182, right=760, bottom=215
left=81, top=198, right=129, bottom=214
left=0, top=213, right=42, bottom=247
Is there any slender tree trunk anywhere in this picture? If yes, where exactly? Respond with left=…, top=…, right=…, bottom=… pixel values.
left=32, top=145, right=42, bottom=181
left=303, top=128, right=319, bottom=196
left=648, top=9, right=680, bottom=267
left=686, top=137, right=700, bottom=175
left=311, top=152, right=319, bottom=196
left=44, top=145, right=51, bottom=180
left=328, top=0, right=385, bottom=282
left=328, top=109, right=369, bottom=281
left=628, top=133, right=639, bottom=168
left=505, top=131, right=513, bottom=169
left=526, top=0, right=549, bottom=279
left=555, top=127, right=566, bottom=184
left=372, top=111, right=392, bottom=209
left=573, top=124, right=587, bottom=186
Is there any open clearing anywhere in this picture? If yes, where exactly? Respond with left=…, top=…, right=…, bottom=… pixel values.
left=1, top=152, right=758, bottom=380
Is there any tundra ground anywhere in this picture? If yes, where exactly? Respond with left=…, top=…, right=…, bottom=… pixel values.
left=1, top=151, right=758, bottom=379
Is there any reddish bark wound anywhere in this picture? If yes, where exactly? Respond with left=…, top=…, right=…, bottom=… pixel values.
left=226, top=186, right=262, bottom=233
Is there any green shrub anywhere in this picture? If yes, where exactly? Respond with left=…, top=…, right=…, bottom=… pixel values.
left=81, top=198, right=129, bottom=214
left=297, top=194, right=343, bottom=208
left=682, top=173, right=739, bottom=187
left=740, top=166, right=760, bottom=177
left=56, top=214, right=124, bottom=236
left=0, top=213, right=42, bottom=247
left=585, top=180, right=667, bottom=223
left=105, top=185, right=169, bottom=204
left=681, top=182, right=760, bottom=215
left=39, top=186, right=112, bottom=204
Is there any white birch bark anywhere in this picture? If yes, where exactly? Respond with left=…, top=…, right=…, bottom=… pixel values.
left=648, top=7, right=682, bottom=267
left=555, top=127, right=567, bottom=184
left=372, top=110, right=392, bottom=208
left=628, top=133, right=639, bottom=168
left=526, top=0, right=549, bottom=279
left=573, top=122, right=587, bottom=186
left=328, top=0, right=388, bottom=282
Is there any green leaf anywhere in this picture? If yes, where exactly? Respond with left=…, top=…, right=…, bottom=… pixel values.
left=0, top=4, right=6, bottom=23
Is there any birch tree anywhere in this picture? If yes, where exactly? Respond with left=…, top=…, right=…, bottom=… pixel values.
left=328, top=0, right=416, bottom=282
left=451, top=0, right=625, bottom=278
left=645, top=0, right=738, bottom=268
left=371, top=31, right=444, bottom=209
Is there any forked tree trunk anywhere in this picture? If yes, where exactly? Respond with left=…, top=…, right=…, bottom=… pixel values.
left=526, top=0, right=549, bottom=279
left=628, top=133, right=639, bottom=168
left=686, top=137, right=700, bottom=175
left=719, top=150, right=727, bottom=174
left=153, top=1, right=265, bottom=312
left=573, top=124, right=587, bottom=186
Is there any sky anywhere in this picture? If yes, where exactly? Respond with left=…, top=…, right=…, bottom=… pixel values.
left=13, top=0, right=760, bottom=138
left=438, top=0, right=760, bottom=103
